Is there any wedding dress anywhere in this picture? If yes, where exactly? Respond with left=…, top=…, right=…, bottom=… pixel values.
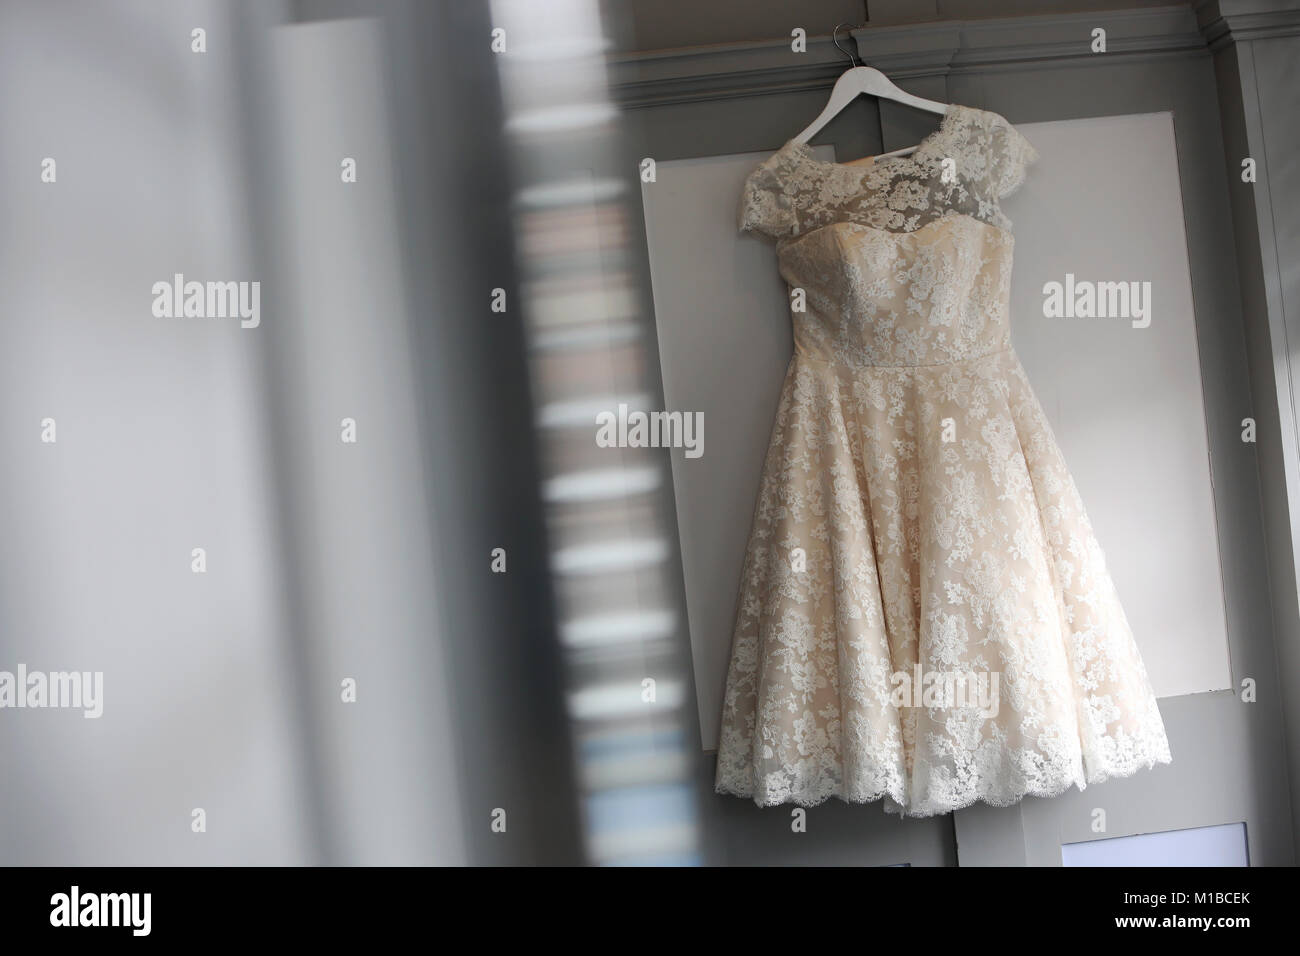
left=715, top=104, right=1172, bottom=816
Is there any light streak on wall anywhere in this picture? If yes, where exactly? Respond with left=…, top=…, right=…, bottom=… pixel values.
left=489, top=0, right=702, bottom=866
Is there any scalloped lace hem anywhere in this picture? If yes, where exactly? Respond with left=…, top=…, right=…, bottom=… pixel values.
left=715, top=750, right=1173, bottom=818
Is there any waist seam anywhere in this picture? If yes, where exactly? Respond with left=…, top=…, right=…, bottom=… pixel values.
left=792, top=345, right=1014, bottom=371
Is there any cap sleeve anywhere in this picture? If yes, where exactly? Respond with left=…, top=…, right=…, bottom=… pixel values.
left=989, top=117, right=1039, bottom=200
left=737, top=157, right=796, bottom=240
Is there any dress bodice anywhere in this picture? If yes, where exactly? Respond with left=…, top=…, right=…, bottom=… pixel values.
left=737, top=105, right=1039, bottom=368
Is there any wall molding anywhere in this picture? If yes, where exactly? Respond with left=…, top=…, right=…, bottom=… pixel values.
left=609, top=3, right=1300, bottom=109
left=1197, top=0, right=1300, bottom=49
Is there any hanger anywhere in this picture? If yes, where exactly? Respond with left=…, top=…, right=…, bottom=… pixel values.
left=793, top=23, right=950, bottom=162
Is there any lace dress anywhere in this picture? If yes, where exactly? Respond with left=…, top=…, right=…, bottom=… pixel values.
left=715, top=104, right=1172, bottom=816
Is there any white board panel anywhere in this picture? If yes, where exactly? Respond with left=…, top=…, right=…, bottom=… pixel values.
left=1004, top=112, right=1231, bottom=701
left=642, top=113, right=1231, bottom=752
left=1063, top=822, right=1248, bottom=866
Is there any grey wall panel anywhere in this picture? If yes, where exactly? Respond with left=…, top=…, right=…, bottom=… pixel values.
left=1020, top=691, right=1288, bottom=864
left=940, top=26, right=1296, bottom=864
left=1207, top=17, right=1300, bottom=862
left=618, top=3, right=1298, bottom=864
left=703, top=792, right=959, bottom=866
left=1252, top=31, right=1300, bottom=862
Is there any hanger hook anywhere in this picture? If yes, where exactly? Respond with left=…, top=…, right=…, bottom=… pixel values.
left=832, top=23, right=862, bottom=69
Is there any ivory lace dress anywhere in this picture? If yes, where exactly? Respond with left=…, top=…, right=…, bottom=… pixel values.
left=715, top=105, right=1172, bottom=816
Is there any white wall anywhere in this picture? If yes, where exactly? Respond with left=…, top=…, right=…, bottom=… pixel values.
left=0, top=1, right=468, bottom=865
left=260, top=17, right=467, bottom=865
left=0, top=0, right=309, bottom=864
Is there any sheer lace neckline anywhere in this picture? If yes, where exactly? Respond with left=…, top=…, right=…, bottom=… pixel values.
left=738, top=104, right=1037, bottom=239
left=780, top=104, right=973, bottom=172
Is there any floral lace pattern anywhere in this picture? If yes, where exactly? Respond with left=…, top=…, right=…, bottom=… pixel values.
left=737, top=104, right=1040, bottom=240
left=716, top=105, right=1171, bottom=815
